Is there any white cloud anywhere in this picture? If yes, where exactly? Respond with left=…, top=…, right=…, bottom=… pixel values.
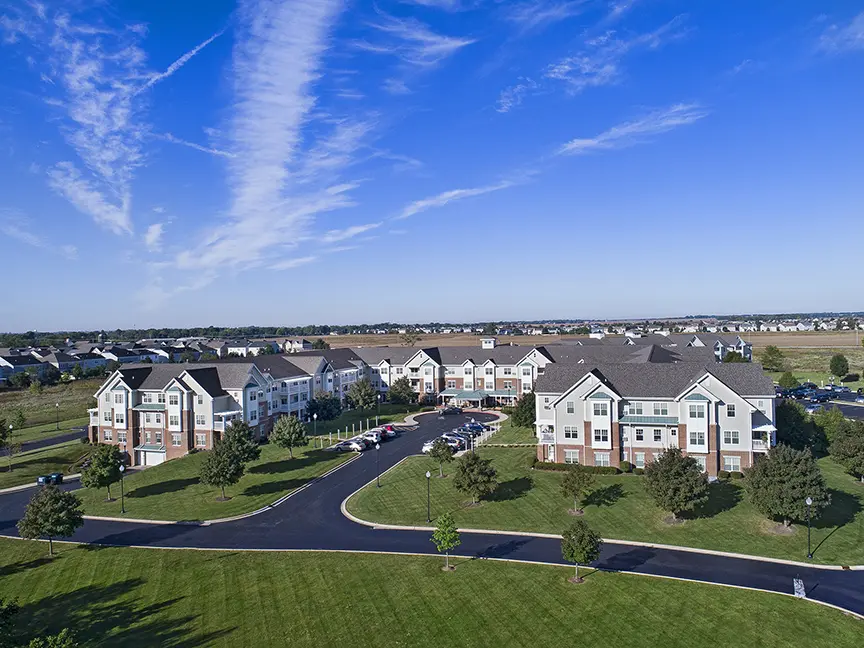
left=47, top=162, right=132, bottom=234
left=140, top=28, right=225, bottom=90
left=269, top=255, right=317, bottom=270
left=558, top=103, right=708, bottom=155
left=319, top=222, right=381, bottom=243
left=395, top=180, right=515, bottom=220
left=152, top=206, right=166, bottom=214
left=605, top=0, right=640, bottom=23
left=364, top=14, right=476, bottom=68
left=504, top=1, right=586, bottom=34
left=398, top=0, right=466, bottom=10
left=496, top=77, right=538, bottom=113
left=0, top=208, right=77, bottom=259
left=382, top=78, right=412, bottom=95
left=818, top=12, right=864, bottom=53
left=144, top=223, right=164, bottom=250
left=160, top=132, right=236, bottom=158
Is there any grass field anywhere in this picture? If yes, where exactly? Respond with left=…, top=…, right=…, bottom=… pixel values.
left=0, top=379, right=101, bottom=428
left=347, top=447, right=864, bottom=565
left=0, top=441, right=91, bottom=490
left=763, top=347, right=864, bottom=390
left=0, top=538, right=859, bottom=647
left=10, top=417, right=89, bottom=444
left=308, top=403, right=421, bottom=444
left=77, top=441, right=353, bottom=521
left=483, top=420, right=537, bottom=445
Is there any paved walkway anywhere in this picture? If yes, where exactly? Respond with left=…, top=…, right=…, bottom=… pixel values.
left=1, top=411, right=862, bottom=617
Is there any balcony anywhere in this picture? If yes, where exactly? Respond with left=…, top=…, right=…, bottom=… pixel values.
left=752, top=439, right=769, bottom=452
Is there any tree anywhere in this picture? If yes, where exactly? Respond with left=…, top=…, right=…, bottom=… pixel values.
left=199, top=352, right=218, bottom=362
left=399, top=331, right=422, bottom=347
left=17, top=486, right=84, bottom=556
left=760, top=345, right=786, bottom=372
left=221, top=421, right=261, bottom=464
left=5, top=442, right=21, bottom=472
left=643, top=448, right=709, bottom=520
left=311, top=338, right=330, bottom=350
left=199, top=443, right=245, bottom=500
left=28, top=629, right=79, bottom=648
left=776, top=400, right=826, bottom=451
left=778, top=371, right=800, bottom=389
left=746, top=444, right=830, bottom=527
left=560, top=519, right=602, bottom=583
left=105, top=360, right=121, bottom=374
left=561, top=467, right=595, bottom=515
left=29, top=380, right=43, bottom=395
left=10, top=409, right=26, bottom=431
left=0, top=598, right=20, bottom=648
left=307, top=391, right=342, bottom=421
left=722, top=351, right=746, bottom=363
left=257, top=344, right=278, bottom=355
left=80, top=443, right=124, bottom=501
left=180, top=350, right=196, bottom=363
left=0, top=418, right=8, bottom=471
left=830, top=354, right=849, bottom=378
left=510, top=392, right=535, bottom=428
left=812, top=406, right=849, bottom=446
left=431, top=512, right=460, bottom=570
left=453, top=451, right=498, bottom=504
left=7, top=372, right=31, bottom=389
left=347, top=378, right=377, bottom=410
left=830, top=423, right=864, bottom=482
left=270, top=415, right=308, bottom=459
left=481, top=323, right=498, bottom=336
left=388, top=376, right=415, bottom=405
left=428, top=438, right=454, bottom=477
left=71, top=363, right=84, bottom=379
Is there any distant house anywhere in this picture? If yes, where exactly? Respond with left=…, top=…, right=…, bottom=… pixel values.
left=0, top=355, right=47, bottom=380
left=70, top=352, right=108, bottom=372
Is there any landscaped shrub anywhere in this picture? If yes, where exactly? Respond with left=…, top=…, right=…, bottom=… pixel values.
left=533, top=462, right=620, bottom=475
left=420, top=406, right=435, bottom=412
left=841, top=373, right=860, bottom=383
left=717, top=470, right=731, bottom=480
left=501, top=406, right=516, bottom=416
left=619, top=460, right=632, bottom=473
left=730, top=471, right=744, bottom=479
left=79, top=436, right=90, bottom=444
left=633, top=468, right=645, bottom=475
left=528, top=454, right=539, bottom=469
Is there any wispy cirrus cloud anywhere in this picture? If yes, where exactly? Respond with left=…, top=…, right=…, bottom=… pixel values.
left=503, top=1, right=586, bottom=35
left=395, top=180, right=516, bottom=220
left=557, top=102, right=707, bottom=155
left=359, top=13, right=476, bottom=69
left=398, top=0, right=467, bottom=10
left=0, top=208, right=77, bottom=259
left=140, top=28, right=225, bottom=91
left=818, top=11, right=864, bottom=53
left=496, top=77, right=538, bottom=113
left=269, top=255, right=317, bottom=270
left=319, top=222, right=381, bottom=243
left=159, top=132, right=236, bottom=158
left=144, top=223, right=165, bottom=250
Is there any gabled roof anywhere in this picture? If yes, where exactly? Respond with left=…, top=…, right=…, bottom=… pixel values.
left=0, top=355, right=44, bottom=367
left=183, top=367, right=227, bottom=397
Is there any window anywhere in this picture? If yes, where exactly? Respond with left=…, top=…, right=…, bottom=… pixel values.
left=544, top=397, right=550, bottom=404
left=103, top=429, right=113, bottom=441
left=145, top=432, right=152, bottom=443
left=145, top=413, right=152, bottom=424
left=566, top=401, right=575, bottom=414
left=689, top=404, right=705, bottom=419
left=169, top=394, right=179, bottom=406
left=424, top=368, right=432, bottom=375
left=117, top=432, right=126, bottom=444
left=726, top=404, right=736, bottom=418
left=155, top=413, right=162, bottom=424
left=593, top=428, right=609, bottom=443
left=104, top=393, right=110, bottom=403
left=396, top=368, right=403, bottom=374
left=503, top=380, right=513, bottom=389
left=157, top=393, right=165, bottom=404
left=503, top=368, right=512, bottom=375
left=653, top=429, right=662, bottom=443
left=447, top=380, right=456, bottom=389
left=380, top=367, right=388, bottom=374
left=195, top=433, right=207, bottom=447
left=155, top=432, right=163, bottom=444
left=485, top=367, right=493, bottom=375
left=564, top=426, right=578, bottom=439
left=723, top=430, right=740, bottom=444
left=634, top=452, right=645, bottom=468
left=198, top=394, right=204, bottom=405
left=485, top=382, right=493, bottom=390
left=723, top=456, right=741, bottom=472
left=689, top=430, right=706, bottom=446
left=694, top=456, right=707, bottom=472
left=628, top=402, right=643, bottom=415
left=635, top=428, right=644, bottom=442
left=300, top=393, right=307, bottom=401
left=196, top=414, right=206, bottom=426
left=249, top=391, right=256, bottom=401
left=564, top=449, right=580, bottom=464
left=103, top=411, right=111, bottom=422
left=522, top=367, right=531, bottom=376
left=171, top=433, right=182, bottom=447
left=445, top=368, right=455, bottom=375
left=114, top=413, right=124, bottom=424
left=114, top=393, right=123, bottom=404
left=593, top=402, right=608, bottom=417
left=281, top=397, right=287, bottom=405
left=143, top=393, right=152, bottom=403
left=522, top=383, right=532, bottom=392
left=594, top=452, right=611, bottom=467
left=653, top=402, right=668, bottom=416
left=169, top=415, right=179, bottom=427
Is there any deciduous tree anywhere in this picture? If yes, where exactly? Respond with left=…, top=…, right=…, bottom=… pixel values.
left=510, top=392, right=535, bottom=428
left=428, top=438, right=454, bottom=477
left=199, top=443, right=245, bottom=501
left=307, top=391, right=342, bottom=421
left=830, top=354, right=849, bottom=378
left=399, top=331, right=422, bottom=347
left=270, top=415, right=308, bottom=459
left=80, top=443, right=124, bottom=501
left=760, top=345, right=786, bottom=372
left=17, top=486, right=84, bottom=556
left=28, top=628, right=79, bottom=648
left=388, top=376, right=415, bottom=405
left=311, top=338, right=330, bottom=350
left=561, top=467, right=595, bottom=515
left=643, top=448, right=709, bottom=520
left=829, top=421, right=864, bottom=482
left=221, top=421, right=260, bottom=464
left=453, top=451, right=498, bottom=504
left=10, top=410, right=26, bottom=431
left=347, top=378, right=377, bottom=410
left=776, top=400, right=825, bottom=452
left=560, top=519, right=602, bottom=583
left=778, top=372, right=799, bottom=389
left=431, top=512, right=460, bottom=570
left=722, top=351, right=746, bottom=363
left=0, top=598, right=19, bottom=648
left=746, top=444, right=830, bottom=527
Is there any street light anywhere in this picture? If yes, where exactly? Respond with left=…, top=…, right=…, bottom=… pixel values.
left=805, top=496, right=813, bottom=559
left=376, top=393, right=381, bottom=424
left=313, top=413, right=318, bottom=448
left=55, top=403, right=59, bottom=430
left=119, top=464, right=126, bottom=514
left=375, top=443, right=381, bottom=488
left=425, top=470, right=432, bottom=522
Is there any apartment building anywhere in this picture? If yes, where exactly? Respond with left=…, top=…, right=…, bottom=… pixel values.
left=533, top=363, right=776, bottom=476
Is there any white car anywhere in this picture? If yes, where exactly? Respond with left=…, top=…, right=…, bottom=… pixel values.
left=421, top=440, right=435, bottom=454
left=805, top=404, right=822, bottom=414
left=361, top=430, right=382, bottom=444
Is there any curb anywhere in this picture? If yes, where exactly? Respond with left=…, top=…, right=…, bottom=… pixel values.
left=0, top=474, right=82, bottom=495
left=340, top=461, right=864, bottom=572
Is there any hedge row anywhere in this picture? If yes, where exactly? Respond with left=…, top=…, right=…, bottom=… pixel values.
left=529, top=455, right=620, bottom=475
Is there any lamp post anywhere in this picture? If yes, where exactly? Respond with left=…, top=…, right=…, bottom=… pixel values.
left=805, top=496, right=813, bottom=559
left=425, top=470, right=432, bottom=522
left=376, top=393, right=381, bottom=425
left=55, top=402, right=59, bottom=430
left=375, top=443, right=381, bottom=488
left=119, top=464, right=126, bottom=514
left=313, top=412, right=318, bottom=448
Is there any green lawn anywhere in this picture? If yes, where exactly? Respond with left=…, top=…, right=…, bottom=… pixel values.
left=0, top=378, right=102, bottom=427
left=0, top=441, right=91, bottom=490
left=484, top=419, right=537, bottom=445
left=309, top=404, right=421, bottom=445
left=0, top=539, right=858, bottom=648
left=77, top=441, right=353, bottom=521
left=348, top=447, right=864, bottom=565
left=766, top=347, right=864, bottom=390
left=10, top=417, right=89, bottom=444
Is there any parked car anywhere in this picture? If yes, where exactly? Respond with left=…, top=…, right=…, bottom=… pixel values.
left=856, top=395, right=864, bottom=404
left=805, top=403, right=822, bottom=414
left=361, top=430, right=382, bottom=445
left=453, top=426, right=480, bottom=438
left=421, top=440, right=435, bottom=454
left=465, top=422, right=491, bottom=432
left=834, top=385, right=851, bottom=394
left=36, top=473, right=63, bottom=486
left=801, top=382, right=818, bottom=390
left=377, top=426, right=397, bottom=439
left=441, top=406, right=462, bottom=415
left=340, top=439, right=366, bottom=452
left=858, top=388, right=864, bottom=395
left=438, top=434, right=465, bottom=450
left=810, top=392, right=831, bottom=403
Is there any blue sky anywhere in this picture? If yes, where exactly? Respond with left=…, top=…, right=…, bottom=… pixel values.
left=0, top=0, right=862, bottom=331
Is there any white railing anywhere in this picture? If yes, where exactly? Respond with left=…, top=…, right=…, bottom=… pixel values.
left=752, top=439, right=769, bottom=451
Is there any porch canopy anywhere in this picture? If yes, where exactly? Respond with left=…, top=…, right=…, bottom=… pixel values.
left=439, top=389, right=487, bottom=404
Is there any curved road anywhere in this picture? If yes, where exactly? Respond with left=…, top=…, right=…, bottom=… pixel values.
left=1, top=412, right=862, bottom=616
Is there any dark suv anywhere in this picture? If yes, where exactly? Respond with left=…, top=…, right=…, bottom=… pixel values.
left=442, top=406, right=462, bottom=415
left=36, top=473, right=64, bottom=486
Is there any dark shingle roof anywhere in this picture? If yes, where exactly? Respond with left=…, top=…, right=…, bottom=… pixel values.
left=184, top=367, right=227, bottom=397
left=1, top=355, right=44, bottom=367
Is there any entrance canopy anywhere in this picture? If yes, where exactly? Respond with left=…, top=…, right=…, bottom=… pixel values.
left=440, top=389, right=486, bottom=402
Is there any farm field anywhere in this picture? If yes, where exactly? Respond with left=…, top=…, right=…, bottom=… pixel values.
left=0, top=379, right=102, bottom=427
